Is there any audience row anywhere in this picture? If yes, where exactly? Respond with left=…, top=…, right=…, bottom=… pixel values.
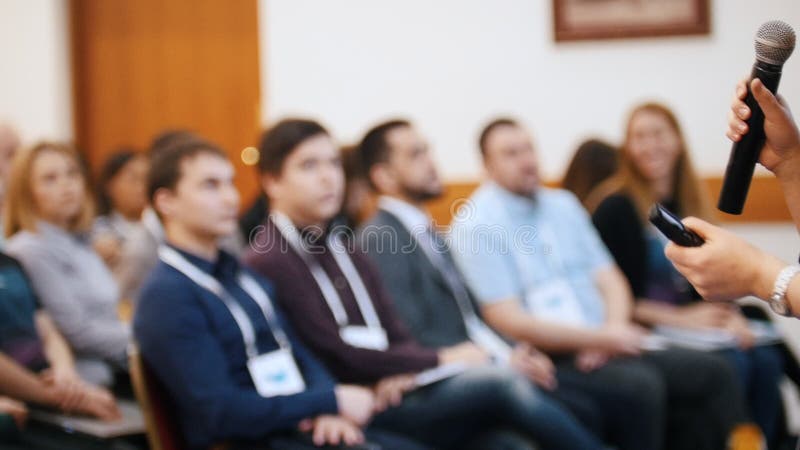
left=0, top=101, right=795, bottom=450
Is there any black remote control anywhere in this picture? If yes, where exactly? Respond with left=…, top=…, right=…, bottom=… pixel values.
left=648, top=204, right=705, bottom=247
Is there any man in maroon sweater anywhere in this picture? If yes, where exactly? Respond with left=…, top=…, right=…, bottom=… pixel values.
left=243, top=119, right=603, bottom=450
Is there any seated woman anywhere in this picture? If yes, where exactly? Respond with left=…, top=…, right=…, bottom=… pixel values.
left=92, top=149, right=149, bottom=302
left=0, top=250, right=120, bottom=449
left=590, top=102, right=785, bottom=447
left=4, top=142, right=131, bottom=389
left=561, top=138, right=618, bottom=208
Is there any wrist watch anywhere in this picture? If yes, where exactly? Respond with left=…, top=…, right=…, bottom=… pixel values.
left=768, top=264, right=800, bottom=316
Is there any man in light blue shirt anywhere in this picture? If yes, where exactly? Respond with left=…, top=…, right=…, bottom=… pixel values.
left=450, top=180, right=611, bottom=329
left=449, top=118, right=751, bottom=450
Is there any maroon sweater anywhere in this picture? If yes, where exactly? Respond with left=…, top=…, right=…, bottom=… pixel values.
left=242, top=219, right=439, bottom=384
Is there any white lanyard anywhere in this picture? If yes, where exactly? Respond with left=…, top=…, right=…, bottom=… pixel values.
left=158, top=246, right=290, bottom=359
left=271, top=213, right=383, bottom=330
left=533, top=223, right=567, bottom=274
left=507, top=218, right=569, bottom=288
left=498, top=200, right=591, bottom=326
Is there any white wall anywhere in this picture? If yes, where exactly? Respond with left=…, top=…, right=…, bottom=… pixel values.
left=260, top=0, right=800, bottom=181
left=3, top=0, right=799, bottom=180
left=0, top=0, right=72, bottom=144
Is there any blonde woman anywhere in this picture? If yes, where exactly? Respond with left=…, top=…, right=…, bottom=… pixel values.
left=591, top=103, right=785, bottom=446
left=4, top=142, right=130, bottom=388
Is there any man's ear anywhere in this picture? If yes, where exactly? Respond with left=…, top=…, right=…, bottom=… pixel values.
left=369, top=163, right=397, bottom=194
left=152, top=188, right=176, bottom=219
left=260, top=172, right=280, bottom=200
left=481, top=153, right=496, bottom=178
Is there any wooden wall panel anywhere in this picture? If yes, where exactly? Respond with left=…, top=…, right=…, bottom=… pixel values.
left=70, top=0, right=262, bottom=204
left=422, top=177, right=791, bottom=226
left=703, top=176, right=791, bottom=223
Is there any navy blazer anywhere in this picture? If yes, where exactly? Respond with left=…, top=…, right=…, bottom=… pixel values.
left=134, top=246, right=338, bottom=450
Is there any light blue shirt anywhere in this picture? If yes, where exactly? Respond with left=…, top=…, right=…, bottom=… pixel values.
left=449, top=182, right=613, bottom=327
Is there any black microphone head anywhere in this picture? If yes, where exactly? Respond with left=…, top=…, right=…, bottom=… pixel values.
left=755, top=20, right=795, bottom=66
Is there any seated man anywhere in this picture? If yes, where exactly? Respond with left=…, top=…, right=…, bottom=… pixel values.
left=0, top=251, right=121, bottom=448
left=244, top=118, right=604, bottom=450
left=449, top=118, right=761, bottom=450
left=134, top=137, right=420, bottom=450
left=121, top=130, right=243, bottom=304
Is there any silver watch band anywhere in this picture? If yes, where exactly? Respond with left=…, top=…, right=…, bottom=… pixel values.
left=769, top=264, right=800, bottom=316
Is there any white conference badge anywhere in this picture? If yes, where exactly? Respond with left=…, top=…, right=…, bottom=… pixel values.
left=517, top=224, right=588, bottom=327
left=524, top=279, right=587, bottom=326
left=247, top=348, right=306, bottom=398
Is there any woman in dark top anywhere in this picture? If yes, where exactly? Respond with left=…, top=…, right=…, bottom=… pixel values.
left=590, top=102, right=785, bottom=446
left=561, top=138, right=618, bottom=209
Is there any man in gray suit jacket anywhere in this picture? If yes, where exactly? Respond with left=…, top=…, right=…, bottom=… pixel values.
left=361, top=206, right=479, bottom=349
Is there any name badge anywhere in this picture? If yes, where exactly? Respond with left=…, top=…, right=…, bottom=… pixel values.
left=524, top=279, right=587, bottom=327
left=340, top=326, right=389, bottom=351
left=247, top=348, right=306, bottom=398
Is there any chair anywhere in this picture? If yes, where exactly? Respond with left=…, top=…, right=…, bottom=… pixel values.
left=128, top=343, right=187, bottom=450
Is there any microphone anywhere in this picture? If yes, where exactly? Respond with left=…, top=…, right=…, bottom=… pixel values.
left=718, top=20, right=795, bottom=214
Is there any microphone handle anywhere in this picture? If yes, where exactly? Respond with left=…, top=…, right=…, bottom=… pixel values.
left=718, top=62, right=783, bottom=214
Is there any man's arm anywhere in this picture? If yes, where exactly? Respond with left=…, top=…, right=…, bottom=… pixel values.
left=481, top=298, right=616, bottom=353
left=778, top=162, right=800, bottom=234
left=594, top=266, right=634, bottom=325
left=565, top=192, right=634, bottom=326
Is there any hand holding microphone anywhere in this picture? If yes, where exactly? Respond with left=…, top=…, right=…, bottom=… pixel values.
left=727, top=78, right=800, bottom=178
left=718, top=20, right=796, bottom=214
left=664, top=21, right=800, bottom=313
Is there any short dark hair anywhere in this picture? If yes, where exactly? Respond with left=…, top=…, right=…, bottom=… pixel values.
left=478, top=117, right=519, bottom=157
left=356, top=119, right=411, bottom=191
left=97, top=149, right=140, bottom=215
left=148, top=129, right=202, bottom=159
left=257, top=119, right=328, bottom=175
left=147, top=137, right=227, bottom=204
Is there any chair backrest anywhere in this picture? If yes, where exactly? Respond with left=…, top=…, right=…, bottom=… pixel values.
left=128, top=343, right=187, bottom=450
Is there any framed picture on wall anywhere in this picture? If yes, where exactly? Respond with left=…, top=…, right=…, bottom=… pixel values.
left=553, top=0, right=710, bottom=42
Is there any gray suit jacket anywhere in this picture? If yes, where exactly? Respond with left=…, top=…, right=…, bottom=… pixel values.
left=359, top=209, right=476, bottom=348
